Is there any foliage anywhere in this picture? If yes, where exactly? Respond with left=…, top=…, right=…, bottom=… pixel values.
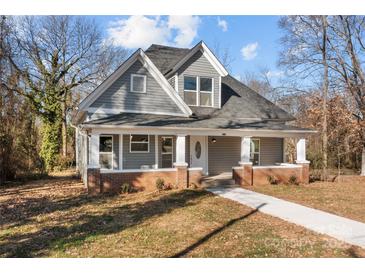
left=288, top=175, right=299, bottom=185
left=267, top=175, right=279, bottom=185
left=155, top=178, right=165, bottom=191
left=121, top=183, right=132, bottom=194
left=39, top=119, right=62, bottom=171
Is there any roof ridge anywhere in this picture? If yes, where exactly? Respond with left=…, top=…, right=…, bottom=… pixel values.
left=147, top=44, right=190, bottom=50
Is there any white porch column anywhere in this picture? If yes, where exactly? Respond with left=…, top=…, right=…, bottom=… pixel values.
left=296, top=138, right=309, bottom=163
left=175, top=134, right=187, bottom=165
left=89, top=133, right=100, bottom=167
left=239, top=136, right=252, bottom=164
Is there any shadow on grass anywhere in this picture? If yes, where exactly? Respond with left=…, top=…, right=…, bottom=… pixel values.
left=171, top=203, right=266, bottom=258
left=0, top=189, right=210, bottom=257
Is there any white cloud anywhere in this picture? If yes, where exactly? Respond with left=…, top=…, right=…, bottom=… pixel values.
left=168, top=16, right=201, bottom=47
left=107, top=15, right=200, bottom=49
left=266, top=70, right=284, bottom=78
left=241, top=42, right=259, bottom=60
left=217, top=17, right=228, bottom=32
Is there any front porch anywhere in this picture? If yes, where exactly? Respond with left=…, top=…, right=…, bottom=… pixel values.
left=78, top=128, right=311, bottom=194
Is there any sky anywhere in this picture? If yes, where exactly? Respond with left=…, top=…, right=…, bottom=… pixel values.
left=93, top=15, right=284, bottom=81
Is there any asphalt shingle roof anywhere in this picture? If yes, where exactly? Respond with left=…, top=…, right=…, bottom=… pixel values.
left=84, top=44, right=300, bottom=131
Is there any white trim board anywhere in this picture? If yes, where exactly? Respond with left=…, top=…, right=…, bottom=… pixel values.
left=166, top=41, right=228, bottom=79
left=78, top=48, right=192, bottom=117
left=87, top=107, right=188, bottom=118
left=85, top=125, right=316, bottom=138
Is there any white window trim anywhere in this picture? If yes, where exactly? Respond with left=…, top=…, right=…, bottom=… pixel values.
left=130, top=74, right=147, bottom=93
left=183, top=75, right=214, bottom=107
left=129, top=134, right=150, bottom=153
left=183, top=75, right=198, bottom=106
left=199, top=77, right=214, bottom=107
left=99, top=135, right=113, bottom=170
left=161, top=136, right=174, bottom=168
left=250, top=138, right=260, bottom=165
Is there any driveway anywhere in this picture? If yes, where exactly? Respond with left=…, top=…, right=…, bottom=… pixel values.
left=208, top=186, right=365, bottom=249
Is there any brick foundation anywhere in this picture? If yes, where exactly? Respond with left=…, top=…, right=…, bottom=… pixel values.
left=188, top=168, right=203, bottom=187
left=233, top=164, right=309, bottom=185
left=87, top=168, right=101, bottom=195
left=87, top=166, right=203, bottom=194
left=252, top=166, right=302, bottom=185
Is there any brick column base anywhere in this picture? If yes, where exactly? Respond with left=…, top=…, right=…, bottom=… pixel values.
left=297, top=162, right=310, bottom=184
left=233, top=162, right=253, bottom=186
left=87, top=167, right=101, bottom=195
left=174, top=164, right=188, bottom=189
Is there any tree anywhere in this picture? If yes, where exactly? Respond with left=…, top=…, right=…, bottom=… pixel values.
left=4, top=16, right=127, bottom=170
left=326, top=16, right=365, bottom=175
left=279, top=16, right=330, bottom=180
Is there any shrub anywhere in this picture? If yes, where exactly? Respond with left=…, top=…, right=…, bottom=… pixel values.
left=121, top=183, right=131, bottom=194
left=267, top=175, right=279, bottom=185
left=288, top=175, right=299, bottom=185
left=155, top=178, right=165, bottom=191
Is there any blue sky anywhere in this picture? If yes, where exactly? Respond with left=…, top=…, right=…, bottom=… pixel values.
left=93, top=16, right=283, bottom=80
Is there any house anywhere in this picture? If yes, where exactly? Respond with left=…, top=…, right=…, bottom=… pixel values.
left=73, top=41, right=315, bottom=194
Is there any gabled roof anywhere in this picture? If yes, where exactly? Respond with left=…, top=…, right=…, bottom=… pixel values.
left=77, top=48, right=192, bottom=117
left=145, top=44, right=190, bottom=75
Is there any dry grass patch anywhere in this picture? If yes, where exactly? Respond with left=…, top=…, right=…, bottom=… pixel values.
left=0, top=172, right=364, bottom=258
left=244, top=177, right=365, bottom=223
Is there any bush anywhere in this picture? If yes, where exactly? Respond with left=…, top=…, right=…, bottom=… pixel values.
left=267, top=175, right=279, bottom=185
left=288, top=175, right=299, bottom=185
left=155, top=178, right=165, bottom=191
left=121, top=183, right=131, bottom=194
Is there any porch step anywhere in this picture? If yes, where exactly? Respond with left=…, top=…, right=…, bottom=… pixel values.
left=200, top=172, right=236, bottom=188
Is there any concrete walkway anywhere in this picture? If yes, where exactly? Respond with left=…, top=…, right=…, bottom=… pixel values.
left=207, top=186, right=365, bottom=249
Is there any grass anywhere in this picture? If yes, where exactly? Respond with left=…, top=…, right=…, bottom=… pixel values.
left=244, top=177, right=365, bottom=223
left=0, top=171, right=364, bottom=258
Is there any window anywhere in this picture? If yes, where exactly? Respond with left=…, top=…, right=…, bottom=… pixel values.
left=199, top=77, right=213, bottom=107
left=130, top=134, right=149, bottom=153
left=99, top=135, right=113, bottom=169
left=250, top=139, right=260, bottom=165
left=184, top=76, right=197, bottom=106
left=183, top=76, right=213, bottom=107
left=161, top=137, right=173, bottom=168
left=130, top=74, right=146, bottom=93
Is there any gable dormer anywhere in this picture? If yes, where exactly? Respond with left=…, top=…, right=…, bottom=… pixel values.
left=78, top=49, right=192, bottom=120
left=165, top=42, right=228, bottom=109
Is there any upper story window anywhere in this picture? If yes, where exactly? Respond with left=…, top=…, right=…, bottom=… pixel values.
left=183, top=76, right=213, bottom=107
left=130, top=74, right=147, bottom=93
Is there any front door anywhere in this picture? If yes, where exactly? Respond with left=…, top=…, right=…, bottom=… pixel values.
left=190, top=136, right=207, bottom=174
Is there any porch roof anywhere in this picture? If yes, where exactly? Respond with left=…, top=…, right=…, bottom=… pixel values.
left=83, top=112, right=314, bottom=133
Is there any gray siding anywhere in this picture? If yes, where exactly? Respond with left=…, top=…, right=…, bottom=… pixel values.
left=185, top=135, right=190, bottom=165
left=177, top=51, right=220, bottom=108
left=259, top=137, right=283, bottom=165
left=123, top=134, right=156, bottom=169
left=90, top=60, right=184, bottom=115
left=208, top=136, right=240, bottom=175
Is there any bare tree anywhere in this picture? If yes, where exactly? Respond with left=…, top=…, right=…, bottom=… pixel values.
left=212, top=40, right=235, bottom=72
left=327, top=16, right=365, bottom=175
left=4, top=16, right=128, bottom=168
left=279, top=16, right=330, bottom=180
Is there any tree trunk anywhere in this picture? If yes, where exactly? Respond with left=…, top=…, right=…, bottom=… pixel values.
left=361, top=147, right=365, bottom=176
left=321, top=15, right=329, bottom=181
left=61, top=100, right=67, bottom=157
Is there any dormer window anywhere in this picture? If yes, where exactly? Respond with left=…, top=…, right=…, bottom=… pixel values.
left=184, top=76, right=213, bottom=107
left=130, top=74, right=146, bottom=93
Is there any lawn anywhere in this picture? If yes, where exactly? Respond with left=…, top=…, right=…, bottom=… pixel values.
left=244, top=177, right=365, bottom=223
left=0, top=172, right=364, bottom=258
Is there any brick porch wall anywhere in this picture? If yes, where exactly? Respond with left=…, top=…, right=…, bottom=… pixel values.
left=233, top=164, right=309, bottom=185
left=87, top=167, right=203, bottom=194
